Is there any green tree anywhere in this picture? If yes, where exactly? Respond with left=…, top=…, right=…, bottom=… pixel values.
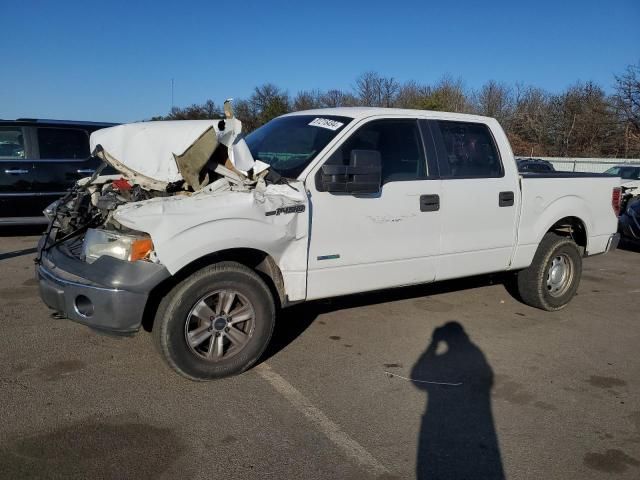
left=151, top=100, right=222, bottom=120
left=420, top=76, right=469, bottom=112
left=250, top=83, right=290, bottom=126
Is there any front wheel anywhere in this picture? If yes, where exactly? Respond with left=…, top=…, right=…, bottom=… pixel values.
left=516, top=233, right=582, bottom=311
left=153, top=262, right=276, bottom=380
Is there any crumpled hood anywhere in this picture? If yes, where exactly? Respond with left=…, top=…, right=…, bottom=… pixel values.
left=90, top=115, right=257, bottom=191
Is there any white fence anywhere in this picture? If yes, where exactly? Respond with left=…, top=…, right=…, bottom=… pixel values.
left=516, top=157, right=640, bottom=173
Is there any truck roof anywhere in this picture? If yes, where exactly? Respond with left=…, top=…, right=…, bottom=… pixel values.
left=0, top=118, right=117, bottom=127
left=284, top=107, right=496, bottom=123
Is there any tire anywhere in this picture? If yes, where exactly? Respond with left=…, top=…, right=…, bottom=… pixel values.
left=153, top=261, right=276, bottom=380
left=516, top=233, right=582, bottom=311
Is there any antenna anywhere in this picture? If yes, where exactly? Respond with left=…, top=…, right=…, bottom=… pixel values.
left=171, top=78, right=175, bottom=110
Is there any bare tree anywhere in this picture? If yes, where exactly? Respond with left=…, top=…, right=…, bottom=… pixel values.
left=354, top=71, right=380, bottom=106
left=354, top=71, right=399, bottom=107
left=293, top=89, right=323, bottom=111
left=379, top=76, right=400, bottom=107
left=613, top=63, right=640, bottom=156
left=320, top=89, right=358, bottom=108
left=395, top=80, right=431, bottom=109
left=250, top=83, right=290, bottom=126
left=510, top=84, right=552, bottom=156
left=547, top=82, right=618, bottom=157
left=233, top=99, right=259, bottom=133
left=614, top=63, right=640, bottom=132
left=472, top=80, right=514, bottom=127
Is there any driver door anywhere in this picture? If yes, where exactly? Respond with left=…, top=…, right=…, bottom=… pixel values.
left=305, top=118, right=442, bottom=300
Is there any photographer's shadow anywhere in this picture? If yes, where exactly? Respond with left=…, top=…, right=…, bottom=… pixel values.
left=412, top=321, right=504, bottom=479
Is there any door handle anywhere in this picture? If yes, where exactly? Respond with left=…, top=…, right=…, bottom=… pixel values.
left=76, top=169, right=95, bottom=174
left=4, top=169, right=29, bottom=175
left=499, top=191, right=515, bottom=207
left=420, top=194, right=440, bottom=212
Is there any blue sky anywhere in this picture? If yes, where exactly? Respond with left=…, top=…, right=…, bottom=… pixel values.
left=1, top=0, right=638, bottom=123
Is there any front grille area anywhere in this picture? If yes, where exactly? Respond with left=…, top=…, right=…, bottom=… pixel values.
left=63, top=237, right=84, bottom=259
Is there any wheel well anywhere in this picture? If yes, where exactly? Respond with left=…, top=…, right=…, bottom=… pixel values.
left=546, top=216, right=587, bottom=252
left=141, top=248, right=286, bottom=332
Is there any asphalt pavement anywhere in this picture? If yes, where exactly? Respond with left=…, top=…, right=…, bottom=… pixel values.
left=0, top=228, right=639, bottom=479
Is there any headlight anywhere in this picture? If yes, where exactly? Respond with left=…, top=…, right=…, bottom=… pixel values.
left=83, top=228, right=153, bottom=264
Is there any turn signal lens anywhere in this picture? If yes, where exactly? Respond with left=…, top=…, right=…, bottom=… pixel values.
left=130, top=238, right=153, bottom=262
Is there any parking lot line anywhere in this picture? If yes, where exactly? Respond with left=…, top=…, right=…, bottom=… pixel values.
left=255, top=363, right=391, bottom=478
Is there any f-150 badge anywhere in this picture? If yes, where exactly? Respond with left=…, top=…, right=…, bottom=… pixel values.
left=265, top=204, right=306, bottom=216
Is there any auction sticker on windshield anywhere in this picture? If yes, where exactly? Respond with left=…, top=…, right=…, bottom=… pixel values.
left=308, top=118, right=344, bottom=131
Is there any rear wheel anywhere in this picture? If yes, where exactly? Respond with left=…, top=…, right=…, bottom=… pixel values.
left=516, top=233, right=582, bottom=311
left=153, top=262, right=275, bottom=380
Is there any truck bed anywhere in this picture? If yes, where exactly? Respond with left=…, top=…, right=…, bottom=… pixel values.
left=510, top=174, right=620, bottom=270
left=520, top=172, right=613, bottom=178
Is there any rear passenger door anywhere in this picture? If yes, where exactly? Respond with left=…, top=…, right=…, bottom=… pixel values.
left=0, top=125, right=40, bottom=220
left=426, top=119, right=519, bottom=280
left=33, top=126, right=102, bottom=210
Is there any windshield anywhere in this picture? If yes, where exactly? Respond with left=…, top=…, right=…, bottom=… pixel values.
left=244, top=115, right=352, bottom=178
left=604, top=166, right=640, bottom=180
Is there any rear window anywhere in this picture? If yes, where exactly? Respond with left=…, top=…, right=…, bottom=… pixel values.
left=37, top=128, right=90, bottom=159
left=435, top=121, right=503, bottom=178
left=0, top=127, right=25, bottom=159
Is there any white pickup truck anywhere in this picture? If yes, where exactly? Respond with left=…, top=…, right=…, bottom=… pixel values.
left=36, top=106, right=621, bottom=380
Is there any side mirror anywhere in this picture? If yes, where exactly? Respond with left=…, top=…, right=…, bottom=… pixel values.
left=318, top=149, right=382, bottom=194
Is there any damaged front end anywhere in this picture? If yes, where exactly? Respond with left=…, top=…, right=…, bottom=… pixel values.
left=39, top=170, right=157, bottom=257
left=34, top=101, right=310, bottom=334
left=36, top=100, right=308, bottom=286
left=37, top=101, right=269, bottom=263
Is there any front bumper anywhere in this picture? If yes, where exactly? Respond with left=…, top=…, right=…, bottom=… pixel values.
left=36, top=236, right=170, bottom=335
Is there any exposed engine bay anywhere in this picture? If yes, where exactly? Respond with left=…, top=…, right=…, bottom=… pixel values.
left=46, top=163, right=264, bottom=239
left=44, top=171, right=166, bottom=240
